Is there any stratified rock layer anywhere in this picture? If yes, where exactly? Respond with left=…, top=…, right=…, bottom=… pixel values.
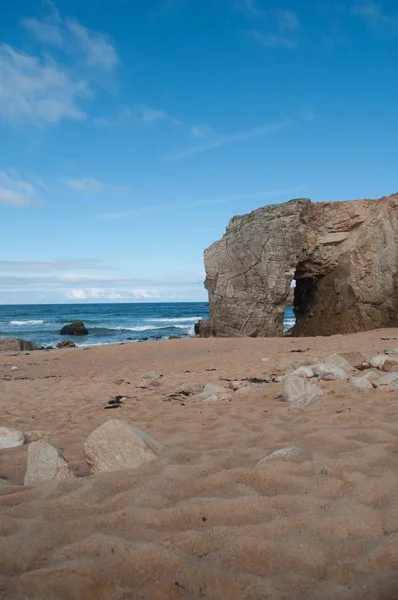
left=199, top=194, right=398, bottom=337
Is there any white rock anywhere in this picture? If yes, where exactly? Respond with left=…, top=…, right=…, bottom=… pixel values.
left=326, top=352, right=365, bottom=369
left=256, top=446, right=301, bottom=466
left=137, top=379, right=161, bottom=389
left=310, top=363, right=348, bottom=381
left=377, top=372, right=398, bottom=386
left=235, top=385, right=252, bottom=394
left=202, top=383, right=226, bottom=396
left=349, top=376, right=373, bottom=391
left=369, top=354, right=388, bottom=369
left=140, top=371, right=162, bottom=380
left=229, top=381, right=248, bottom=391
left=24, top=441, right=74, bottom=485
left=0, top=427, right=25, bottom=449
left=83, top=419, right=164, bottom=474
left=391, top=348, right=398, bottom=355
left=281, top=375, right=323, bottom=409
left=291, top=366, right=314, bottom=379
left=11, top=366, right=19, bottom=371
left=261, top=358, right=270, bottom=363
left=381, top=357, right=398, bottom=372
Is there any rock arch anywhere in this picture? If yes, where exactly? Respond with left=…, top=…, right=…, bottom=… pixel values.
left=198, top=194, right=398, bottom=337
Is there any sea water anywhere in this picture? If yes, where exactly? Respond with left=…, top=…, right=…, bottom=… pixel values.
left=0, top=303, right=296, bottom=348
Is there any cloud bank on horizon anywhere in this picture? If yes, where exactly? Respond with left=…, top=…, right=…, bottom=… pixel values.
left=0, top=0, right=397, bottom=303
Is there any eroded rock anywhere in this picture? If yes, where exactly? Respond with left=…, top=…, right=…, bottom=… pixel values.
left=349, top=377, right=374, bottom=392
left=83, top=419, right=164, bottom=474
left=24, top=441, right=74, bottom=485
left=199, top=194, right=398, bottom=337
left=327, top=352, right=365, bottom=369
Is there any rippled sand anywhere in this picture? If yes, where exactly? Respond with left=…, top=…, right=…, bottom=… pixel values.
left=1, top=331, right=398, bottom=599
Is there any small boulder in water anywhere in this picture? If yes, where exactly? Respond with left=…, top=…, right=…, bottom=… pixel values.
left=60, top=321, right=88, bottom=336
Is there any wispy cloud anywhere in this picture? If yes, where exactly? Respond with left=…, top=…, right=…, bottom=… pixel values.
left=229, top=3, right=300, bottom=46
left=64, top=177, right=131, bottom=195
left=99, top=186, right=306, bottom=220
left=0, top=259, right=105, bottom=272
left=22, top=4, right=118, bottom=70
left=0, top=170, right=43, bottom=206
left=351, top=2, right=398, bottom=28
left=0, top=44, right=89, bottom=125
left=165, top=118, right=294, bottom=161
left=251, top=31, right=298, bottom=48
left=0, top=6, right=118, bottom=126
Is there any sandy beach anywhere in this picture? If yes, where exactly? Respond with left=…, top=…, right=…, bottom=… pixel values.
left=1, top=331, right=398, bottom=600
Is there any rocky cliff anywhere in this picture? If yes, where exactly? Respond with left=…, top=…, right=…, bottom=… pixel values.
left=198, top=193, right=398, bottom=337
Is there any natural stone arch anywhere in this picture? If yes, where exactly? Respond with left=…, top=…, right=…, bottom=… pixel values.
left=198, top=193, right=398, bottom=338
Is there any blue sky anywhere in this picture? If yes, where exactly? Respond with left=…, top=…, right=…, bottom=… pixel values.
left=0, top=0, right=397, bottom=304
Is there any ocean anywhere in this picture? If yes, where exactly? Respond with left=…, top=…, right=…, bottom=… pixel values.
left=0, top=303, right=296, bottom=348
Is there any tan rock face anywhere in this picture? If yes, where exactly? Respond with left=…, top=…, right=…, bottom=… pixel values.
left=83, top=419, right=165, bottom=474
left=199, top=194, right=398, bottom=337
left=24, top=441, right=74, bottom=485
left=0, top=338, right=38, bottom=352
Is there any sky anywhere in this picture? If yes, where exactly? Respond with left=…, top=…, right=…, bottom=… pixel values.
left=0, top=0, right=397, bottom=304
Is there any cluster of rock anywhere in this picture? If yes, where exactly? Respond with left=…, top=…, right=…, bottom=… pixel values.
left=198, top=193, right=398, bottom=337
left=0, top=419, right=164, bottom=486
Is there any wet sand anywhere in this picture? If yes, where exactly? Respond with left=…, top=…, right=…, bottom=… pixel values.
left=1, top=331, right=398, bottom=600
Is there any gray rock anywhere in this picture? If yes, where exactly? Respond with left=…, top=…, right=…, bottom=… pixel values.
left=369, top=354, right=389, bottom=369
left=83, top=419, right=164, bottom=474
left=349, top=376, right=374, bottom=391
left=281, top=375, right=323, bottom=408
left=256, top=446, right=301, bottom=466
left=24, top=441, right=74, bottom=485
left=140, top=371, right=163, bottom=380
left=381, top=357, right=398, bottom=372
left=235, top=385, right=252, bottom=394
left=291, top=366, right=314, bottom=379
left=326, top=352, right=365, bottom=369
left=310, top=363, right=348, bottom=381
left=228, top=380, right=248, bottom=391
left=0, top=427, right=25, bottom=449
left=198, top=194, right=398, bottom=338
left=377, top=372, right=398, bottom=386
left=0, top=338, right=38, bottom=352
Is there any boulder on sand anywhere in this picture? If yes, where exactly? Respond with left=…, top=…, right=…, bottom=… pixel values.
left=60, top=321, right=89, bottom=336
left=0, top=426, right=25, bottom=449
left=24, top=441, right=75, bottom=485
left=281, top=375, right=323, bottom=409
left=83, top=419, right=165, bottom=474
left=0, top=338, right=38, bottom=352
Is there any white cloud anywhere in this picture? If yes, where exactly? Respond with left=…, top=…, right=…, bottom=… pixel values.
left=65, top=19, right=118, bottom=69
left=0, top=44, right=88, bottom=125
left=65, top=288, right=122, bottom=300
left=229, top=3, right=300, bottom=47
left=251, top=31, right=298, bottom=47
left=0, top=7, right=118, bottom=126
left=22, top=6, right=118, bottom=70
left=0, top=170, right=41, bottom=206
left=0, top=259, right=105, bottom=271
left=351, top=2, right=398, bottom=27
left=64, top=177, right=131, bottom=195
left=165, top=118, right=294, bottom=161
